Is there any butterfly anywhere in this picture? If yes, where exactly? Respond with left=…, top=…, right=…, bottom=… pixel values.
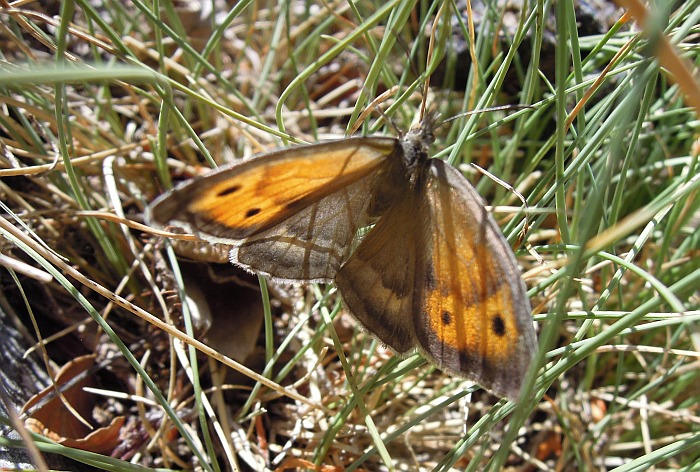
left=147, top=112, right=537, bottom=400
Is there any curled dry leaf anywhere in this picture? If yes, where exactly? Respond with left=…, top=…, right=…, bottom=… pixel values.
left=21, top=354, right=125, bottom=455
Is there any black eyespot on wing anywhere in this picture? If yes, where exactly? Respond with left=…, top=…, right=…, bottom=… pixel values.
left=492, top=314, right=506, bottom=337
left=217, top=184, right=242, bottom=197
left=245, top=208, right=261, bottom=218
left=442, top=311, right=452, bottom=325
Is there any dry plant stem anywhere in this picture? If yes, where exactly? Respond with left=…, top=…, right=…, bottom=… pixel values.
left=584, top=172, right=700, bottom=257
left=0, top=254, right=52, bottom=283
left=171, top=338, right=240, bottom=469
left=464, top=0, right=480, bottom=109
left=614, top=0, right=700, bottom=116
left=75, top=211, right=200, bottom=241
left=347, top=85, right=399, bottom=136
left=206, top=357, right=239, bottom=469
left=0, top=215, right=327, bottom=413
left=0, top=141, right=147, bottom=177
left=565, top=12, right=634, bottom=131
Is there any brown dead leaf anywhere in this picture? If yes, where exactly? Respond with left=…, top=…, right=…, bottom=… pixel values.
left=22, top=354, right=125, bottom=454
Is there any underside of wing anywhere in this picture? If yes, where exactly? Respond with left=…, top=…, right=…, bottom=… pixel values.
left=414, top=159, right=536, bottom=400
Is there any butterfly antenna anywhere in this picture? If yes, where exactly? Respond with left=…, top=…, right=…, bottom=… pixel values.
left=377, top=105, right=404, bottom=137
left=440, top=104, right=535, bottom=126
left=420, top=0, right=449, bottom=121
left=392, top=27, right=422, bottom=88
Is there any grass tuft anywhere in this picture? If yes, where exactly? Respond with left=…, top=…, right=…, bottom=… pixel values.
left=0, top=1, right=697, bottom=470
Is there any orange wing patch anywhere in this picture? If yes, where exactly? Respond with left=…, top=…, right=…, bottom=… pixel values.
left=188, top=141, right=395, bottom=235
left=425, top=280, right=522, bottom=362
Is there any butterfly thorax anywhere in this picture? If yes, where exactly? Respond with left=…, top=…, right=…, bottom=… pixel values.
left=400, top=120, right=435, bottom=168
left=398, top=115, right=439, bottom=193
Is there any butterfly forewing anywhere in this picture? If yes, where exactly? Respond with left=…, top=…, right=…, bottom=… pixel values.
left=149, top=138, right=396, bottom=243
left=414, top=159, right=536, bottom=399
